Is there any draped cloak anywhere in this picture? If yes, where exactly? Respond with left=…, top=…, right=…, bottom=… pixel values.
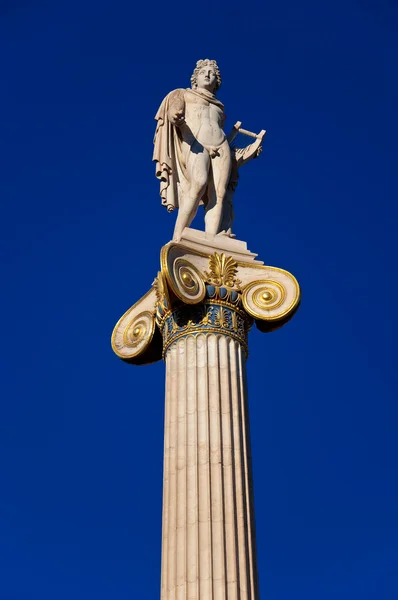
left=153, top=88, right=225, bottom=212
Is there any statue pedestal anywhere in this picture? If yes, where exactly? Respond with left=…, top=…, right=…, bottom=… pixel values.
left=179, top=227, right=263, bottom=264
left=111, top=230, right=300, bottom=599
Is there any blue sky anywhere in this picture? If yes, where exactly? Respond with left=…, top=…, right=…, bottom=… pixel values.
left=1, top=0, right=398, bottom=598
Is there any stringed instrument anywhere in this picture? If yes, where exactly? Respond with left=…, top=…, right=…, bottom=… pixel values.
left=227, top=121, right=266, bottom=167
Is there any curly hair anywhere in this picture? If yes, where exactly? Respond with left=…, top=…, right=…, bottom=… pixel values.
left=190, top=59, right=221, bottom=91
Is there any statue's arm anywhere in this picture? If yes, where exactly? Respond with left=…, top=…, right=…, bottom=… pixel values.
left=167, top=89, right=186, bottom=126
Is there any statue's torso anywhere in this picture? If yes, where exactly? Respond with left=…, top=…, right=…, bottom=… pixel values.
left=184, top=89, right=226, bottom=148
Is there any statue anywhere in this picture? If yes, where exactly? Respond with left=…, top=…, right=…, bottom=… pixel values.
left=153, top=59, right=266, bottom=242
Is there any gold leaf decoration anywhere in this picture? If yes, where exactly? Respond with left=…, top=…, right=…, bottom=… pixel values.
left=201, top=306, right=212, bottom=325
left=152, top=271, right=166, bottom=303
left=204, top=253, right=242, bottom=289
left=214, top=306, right=229, bottom=328
left=231, top=311, right=238, bottom=332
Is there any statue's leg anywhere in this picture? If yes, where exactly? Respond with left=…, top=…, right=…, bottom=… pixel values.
left=205, top=141, right=232, bottom=236
left=173, top=144, right=210, bottom=242
left=218, top=190, right=234, bottom=233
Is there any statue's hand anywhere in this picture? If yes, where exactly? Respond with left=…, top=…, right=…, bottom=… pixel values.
left=171, top=109, right=185, bottom=127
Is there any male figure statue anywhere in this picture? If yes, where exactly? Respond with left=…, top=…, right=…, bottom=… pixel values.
left=153, top=59, right=264, bottom=241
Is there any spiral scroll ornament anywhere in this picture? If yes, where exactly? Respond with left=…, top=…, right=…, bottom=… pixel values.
left=121, top=311, right=155, bottom=357
left=170, top=258, right=206, bottom=304
left=242, top=279, right=297, bottom=321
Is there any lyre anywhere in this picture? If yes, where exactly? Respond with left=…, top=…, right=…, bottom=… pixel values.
left=227, top=121, right=267, bottom=167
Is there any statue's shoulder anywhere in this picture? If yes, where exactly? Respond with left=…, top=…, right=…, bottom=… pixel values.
left=155, top=89, right=185, bottom=121
left=166, top=89, right=186, bottom=115
left=184, top=88, right=200, bottom=101
left=165, top=88, right=186, bottom=102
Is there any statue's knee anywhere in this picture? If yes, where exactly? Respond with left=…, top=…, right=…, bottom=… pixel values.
left=191, top=181, right=206, bottom=198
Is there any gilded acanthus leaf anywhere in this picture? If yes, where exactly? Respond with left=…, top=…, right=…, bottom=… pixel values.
left=204, top=253, right=241, bottom=289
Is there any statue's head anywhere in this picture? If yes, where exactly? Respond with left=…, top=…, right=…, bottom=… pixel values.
left=191, top=59, right=221, bottom=93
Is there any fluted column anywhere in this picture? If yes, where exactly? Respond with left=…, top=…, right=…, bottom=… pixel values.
left=111, top=239, right=300, bottom=600
left=161, top=332, right=258, bottom=600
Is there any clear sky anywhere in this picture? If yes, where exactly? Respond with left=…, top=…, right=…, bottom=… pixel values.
left=1, top=0, right=397, bottom=598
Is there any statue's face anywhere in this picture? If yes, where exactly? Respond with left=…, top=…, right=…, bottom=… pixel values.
left=196, top=65, right=217, bottom=91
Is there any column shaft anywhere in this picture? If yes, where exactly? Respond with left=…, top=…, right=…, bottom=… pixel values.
left=161, top=333, right=259, bottom=600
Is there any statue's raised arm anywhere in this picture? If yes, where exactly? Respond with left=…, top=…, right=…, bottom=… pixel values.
left=153, top=59, right=265, bottom=241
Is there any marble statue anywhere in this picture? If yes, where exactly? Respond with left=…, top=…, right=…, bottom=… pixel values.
left=153, top=59, right=266, bottom=241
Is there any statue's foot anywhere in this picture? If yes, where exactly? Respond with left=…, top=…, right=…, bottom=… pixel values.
left=217, top=229, right=236, bottom=239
